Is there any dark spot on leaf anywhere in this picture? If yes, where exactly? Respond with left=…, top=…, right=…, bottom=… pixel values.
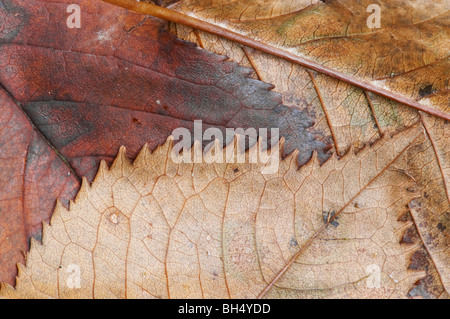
left=398, top=211, right=413, bottom=222
left=322, top=210, right=339, bottom=228
left=289, top=237, right=298, bottom=247
left=32, top=232, right=43, bottom=243
left=436, top=212, right=450, bottom=233
left=330, top=220, right=339, bottom=228
left=408, top=249, right=429, bottom=270
left=418, top=85, right=433, bottom=98
left=408, top=245, right=443, bottom=299
left=408, top=276, right=435, bottom=299
left=401, top=226, right=418, bottom=244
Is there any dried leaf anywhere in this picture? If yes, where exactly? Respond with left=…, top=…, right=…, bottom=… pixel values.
left=397, top=114, right=450, bottom=296
left=0, top=0, right=448, bottom=299
left=0, top=124, right=427, bottom=298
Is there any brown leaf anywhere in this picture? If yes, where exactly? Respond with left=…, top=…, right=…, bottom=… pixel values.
left=396, top=114, right=450, bottom=296
left=0, top=0, right=447, bottom=299
left=0, top=124, right=427, bottom=298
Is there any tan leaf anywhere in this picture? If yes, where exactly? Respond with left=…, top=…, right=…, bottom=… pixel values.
left=0, top=124, right=427, bottom=298
left=158, top=1, right=450, bottom=297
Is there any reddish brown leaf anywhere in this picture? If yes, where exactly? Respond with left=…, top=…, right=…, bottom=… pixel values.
left=0, top=87, right=79, bottom=286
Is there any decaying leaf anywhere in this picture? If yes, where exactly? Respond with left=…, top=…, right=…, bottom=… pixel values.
left=165, top=39, right=450, bottom=299
left=0, top=0, right=448, bottom=299
left=396, top=114, right=450, bottom=296
left=0, top=0, right=331, bottom=180
left=0, top=124, right=430, bottom=298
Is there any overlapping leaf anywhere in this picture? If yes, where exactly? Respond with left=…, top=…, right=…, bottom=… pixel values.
left=0, top=124, right=428, bottom=298
left=166, top=0, right=450, bottom=118
left=0, top=88, right=79, bottom=286
left=152, top=0, right=450, bottom=296
left=0, top=0, right=330, bottom=285
left=0, top=0, right=448, bottom=298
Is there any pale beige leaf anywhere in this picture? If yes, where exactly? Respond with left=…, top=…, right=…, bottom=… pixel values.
left=100, top=1, right=449, bottom=297
left=0, top=124, right=427, bottom=299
